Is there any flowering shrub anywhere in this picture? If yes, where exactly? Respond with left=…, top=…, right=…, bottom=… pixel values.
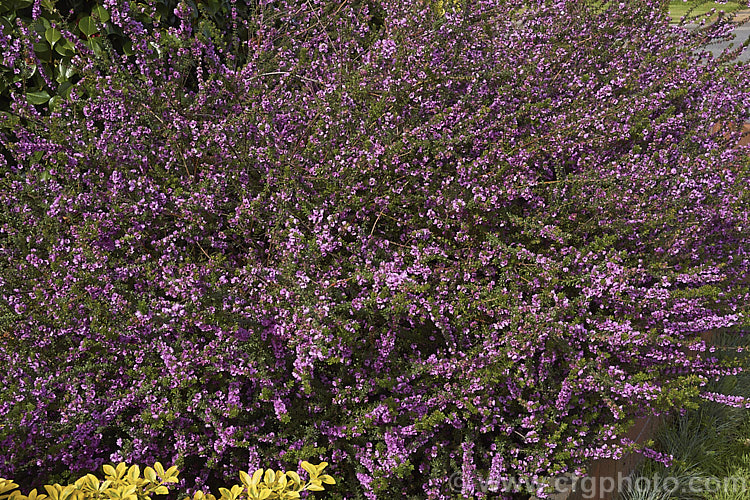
left=0, top=0, right=749, bottom=498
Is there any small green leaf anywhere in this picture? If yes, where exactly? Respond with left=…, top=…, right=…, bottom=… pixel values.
left=91, top=5, right=110, bottom=23
left=56, top=61, right=75, bottom=82
left=104, top=23, right=121, bottom=35
left=57, top=81, right=73, bottom=98
left=33, top=41, right=51, bottom=56
left=45, top=27, right=62, bottom=46
left=154, top=3, right=169, bottom=21
left=26, top=90, right=50, bottom=105
left=78, top=16, right=97, bottom=37
left=85, top=37, right=103, bottom=56
left=54, top=40, right=74, bottom=56
left=32, top=17, right=50, bottom=34
left=48, top=96, right=62, bottom=110
left=0, top=16, right=13, bottom=35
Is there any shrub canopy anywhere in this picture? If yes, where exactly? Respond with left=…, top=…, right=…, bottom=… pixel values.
left=1, top=0, right=749, bottom=498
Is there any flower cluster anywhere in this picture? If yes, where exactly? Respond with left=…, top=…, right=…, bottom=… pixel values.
left=0, top=0, right=748, bottom=498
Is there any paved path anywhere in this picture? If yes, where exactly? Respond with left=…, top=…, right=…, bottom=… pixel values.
left=733, top=9, right=750, bottom=23
left=684, top=9, right=750, bottom=62
left=704, top=24, right=750, bottom=62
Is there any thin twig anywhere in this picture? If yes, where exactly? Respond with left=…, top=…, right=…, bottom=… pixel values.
left=258, top=71, right=325, bottom=85
left=195, top=241, right=211, bottom=261
left=368, top=210, right=384, bottom=237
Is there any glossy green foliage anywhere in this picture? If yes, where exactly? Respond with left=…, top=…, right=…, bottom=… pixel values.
left=1, top=1, right=101, bottom=111
left=0, top=0, right=260, bottom=115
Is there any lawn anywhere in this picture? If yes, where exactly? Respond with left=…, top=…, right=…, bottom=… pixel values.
left=669, top=0, right=746, bottom=23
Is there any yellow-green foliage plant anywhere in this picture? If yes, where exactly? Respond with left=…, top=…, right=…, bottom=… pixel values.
left=0, top=462, right=334, bottom=500
left=185, top=462, right=335, bottom=500
left=431, top=0, right=464, bottom=17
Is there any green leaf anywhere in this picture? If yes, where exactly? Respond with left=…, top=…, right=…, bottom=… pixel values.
left=26, top=90, right=50, bottom=105
left=156, top=3, right=171, bottom=21
left=48, top=96, right=62, bottom=110
left=54, top=40, right=74, bottom=56
left=85, top=37, right=103, bottom=56
left=104, top=23, right=122, bottom=35
left=0, top=16, right=13, bottom=35
left=45, top=27, right=62, bottom=46
left=56, top=61, right=74, bottom=82
left=32, top=17, right=50, bottom=33
left=91, top=5, right=110, bottom=23
left=78, top=16, right=97, bottom=37
left=33, top=41, right=51, bottom=57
